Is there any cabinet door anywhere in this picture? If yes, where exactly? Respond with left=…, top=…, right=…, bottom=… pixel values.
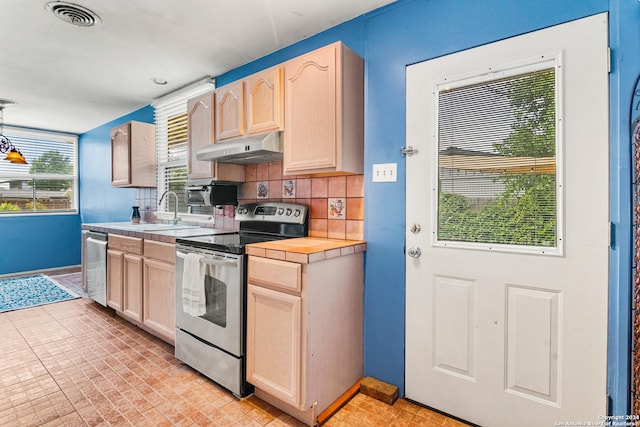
left=107, top=249, right=124, bottom=311
left=111, top=122, right=131, bottom=186
left=123, top=253, right=143, bottom=322
left=283, top=43, right=337, bottom=173
left=143, top=258, right=175, bottom=343
left=246, top=284, right=303, bottom=409
left=246, top=67, right=283, bottom=135
left=215, top=81, right=244, bottom=141
left=187, top=92, right=216, bottom=180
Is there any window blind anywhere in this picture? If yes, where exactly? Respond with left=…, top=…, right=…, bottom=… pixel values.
left=436, top=66, right=558, bottom=248
left=0, top=127, right=77, bottom=214
left=153, top=81, right=214, bottom=213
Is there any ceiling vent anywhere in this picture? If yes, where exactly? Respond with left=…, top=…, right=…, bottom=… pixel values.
left=45, top=1, right=100, bottom=27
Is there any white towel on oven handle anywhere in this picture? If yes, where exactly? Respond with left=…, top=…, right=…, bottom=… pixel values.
left=182, top=252, right=206, bottom=317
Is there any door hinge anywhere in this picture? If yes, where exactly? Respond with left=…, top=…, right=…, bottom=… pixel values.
left=608, top=47, right=612, bottom=74
left=401, top=146, right=419, bottom=157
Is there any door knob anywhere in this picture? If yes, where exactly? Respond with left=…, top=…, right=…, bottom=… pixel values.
left=407, top=246, right=422, bottom=258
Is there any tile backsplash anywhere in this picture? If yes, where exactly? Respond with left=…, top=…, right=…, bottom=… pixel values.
left=239, top=162, right=364, bottom=240
left=138, top=161, right=365, bottom=240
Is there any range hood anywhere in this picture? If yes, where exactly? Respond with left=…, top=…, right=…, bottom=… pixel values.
left=196, top=131, right=283, bottom=164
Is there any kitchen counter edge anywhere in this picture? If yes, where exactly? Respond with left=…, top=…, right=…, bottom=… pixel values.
left=246, top=237, right=366, bottom=264
left=81, top=223, right=234, bottom=244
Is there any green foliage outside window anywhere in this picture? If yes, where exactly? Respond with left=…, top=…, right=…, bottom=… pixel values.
left=29, top=150, right=73, bottom=191
left=0, top=202, right=20, bottom=211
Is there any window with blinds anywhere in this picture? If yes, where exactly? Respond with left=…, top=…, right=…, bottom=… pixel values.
left=436, top=62, right=559, bottom=249
left=0, top=127, right=77, bottom=214
left=154, top=82, right=213, bottom=214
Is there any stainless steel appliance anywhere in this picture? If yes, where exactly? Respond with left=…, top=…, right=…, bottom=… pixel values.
left=83, top=230, right=107, bottom=306
left=195, top=131, right=283, bottom=164
left=174, top=201, right=308, bottom=397
left=186, top=181, right=238, bottom=213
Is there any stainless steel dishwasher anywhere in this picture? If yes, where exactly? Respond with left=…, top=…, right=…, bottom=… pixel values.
left=83, top=230, right=108, bottom=306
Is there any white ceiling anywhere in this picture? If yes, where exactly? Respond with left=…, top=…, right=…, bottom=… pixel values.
left=1, top=0, right=394, bottom=135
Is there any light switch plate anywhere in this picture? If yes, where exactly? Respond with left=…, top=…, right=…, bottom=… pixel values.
left=372, top=163, right=397, bottom=182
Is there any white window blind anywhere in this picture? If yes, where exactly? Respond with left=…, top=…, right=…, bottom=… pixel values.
left=0, top=127, right=77, bottom=214
left=153, top=80, right=214, bottom=213
left=436, top=64, right=558, bottom=248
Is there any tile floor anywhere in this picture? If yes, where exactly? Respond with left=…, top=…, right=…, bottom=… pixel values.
left=0, top=271, right=468, bottom=427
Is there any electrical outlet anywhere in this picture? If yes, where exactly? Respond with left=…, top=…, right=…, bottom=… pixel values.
left=372, top=163, right=397, bottom=182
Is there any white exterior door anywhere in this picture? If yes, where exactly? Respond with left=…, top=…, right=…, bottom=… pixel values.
left=405, top=14, right=609, bottom=427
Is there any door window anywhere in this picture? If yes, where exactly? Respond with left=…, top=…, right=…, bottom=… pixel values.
left=435, top=58, right=561, bottom=253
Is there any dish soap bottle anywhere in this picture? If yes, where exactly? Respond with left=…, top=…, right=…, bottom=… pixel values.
left=131, top=206, right=141, bottom=224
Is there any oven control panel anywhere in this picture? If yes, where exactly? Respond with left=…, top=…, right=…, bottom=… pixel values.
left=235, top=202, right=307, bottom=225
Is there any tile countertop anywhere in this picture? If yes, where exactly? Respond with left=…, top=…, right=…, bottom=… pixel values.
left=246, top=237, right=366, bottom=264
left=82, top=222, right=236, bottom=244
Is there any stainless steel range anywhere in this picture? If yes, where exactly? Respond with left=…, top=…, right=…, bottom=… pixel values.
left=174, top=202, right=308, bottom=397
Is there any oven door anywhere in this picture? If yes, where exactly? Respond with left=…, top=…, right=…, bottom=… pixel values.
left=175, top=245, right=244, bottom=357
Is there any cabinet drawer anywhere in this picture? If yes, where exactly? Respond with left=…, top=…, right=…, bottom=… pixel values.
left=108, top=235, right=143, bottom=254
left=144, top=240, right=175, bottom=264
left=248, top=256, right=301, bottom=293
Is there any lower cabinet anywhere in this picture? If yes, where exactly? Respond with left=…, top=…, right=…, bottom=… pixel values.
left=106, top=249, right=124, bottom=311
left=247, top=284, right=303, bottom=408
left=142, top=241, right=175, bottom=344
left=123, top=253, right=143, bottom=322
left=246, top=252, right=363, bottom=426
left=106, top=234, right=176, bottom=344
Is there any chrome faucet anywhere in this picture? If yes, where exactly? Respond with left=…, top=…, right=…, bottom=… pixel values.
left=158, top=190, right=179, bottom=225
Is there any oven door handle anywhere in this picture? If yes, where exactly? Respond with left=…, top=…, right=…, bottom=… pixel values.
left=176, top=251, right=238, bottom=268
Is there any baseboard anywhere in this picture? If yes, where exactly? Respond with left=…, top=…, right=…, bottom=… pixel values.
left=0, top=265, right=82, bottom=279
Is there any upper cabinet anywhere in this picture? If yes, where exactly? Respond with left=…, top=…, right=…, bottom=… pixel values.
left=188, top=91, right=245, bottom=182
left=215, top=67, right=284, bottom=142
left=245, top=67, right=284, bottom=135
left=215, top=80, right=244, bottom=141
left=111, top=121, right=156, bottom=187
left=283, top=42, right=364, bottom=176
left=187, top=92, right=217, bottom=180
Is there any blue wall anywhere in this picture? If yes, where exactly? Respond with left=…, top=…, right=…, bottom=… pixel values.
left=78, top=106, right=154, bottom=223
left=216, top=0, right=631, bottom=413
left=0, top=214, right=82, bottom=275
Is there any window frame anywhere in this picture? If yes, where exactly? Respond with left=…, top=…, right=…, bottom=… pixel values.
left=0, top=126, right=78, bottom=216
left=431, top=53, right=564, bottom=256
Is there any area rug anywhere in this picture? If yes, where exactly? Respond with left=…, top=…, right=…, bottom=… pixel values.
left=0, top=274, right=79, bottom=313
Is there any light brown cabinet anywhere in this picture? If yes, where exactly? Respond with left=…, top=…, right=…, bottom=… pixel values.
left=106, top=249, right=124, bottom=311
left=111, top=121, right=156, bottom=187
left=187, top=92, right=217, bottom=180
left=215, top=66, right=283, bottom=142
left=215, top=80, right=244, bottom=141
left=142, top=240, right=176, bottom=344
left=283, top=42, right=364, bottom=176
left=106, top=234, right=176, bottom=345
left=246, top=253, right=363, bottom=426
left=107, top=235, right=143, bottom=322
left=122, top=253, right=143, bottom=322
left=187, top=91, right=245, bottom=182
left=245, top=66, right=284, bottom=135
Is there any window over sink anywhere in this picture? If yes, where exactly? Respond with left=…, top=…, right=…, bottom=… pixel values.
left=0, top=127, right=77, bottom=215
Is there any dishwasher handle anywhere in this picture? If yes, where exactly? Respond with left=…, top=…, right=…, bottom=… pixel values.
left=86, top=237, right=108, bottom=247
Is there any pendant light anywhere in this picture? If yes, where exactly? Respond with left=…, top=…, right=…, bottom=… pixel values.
left=0, top=100, right=27, bottom=164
